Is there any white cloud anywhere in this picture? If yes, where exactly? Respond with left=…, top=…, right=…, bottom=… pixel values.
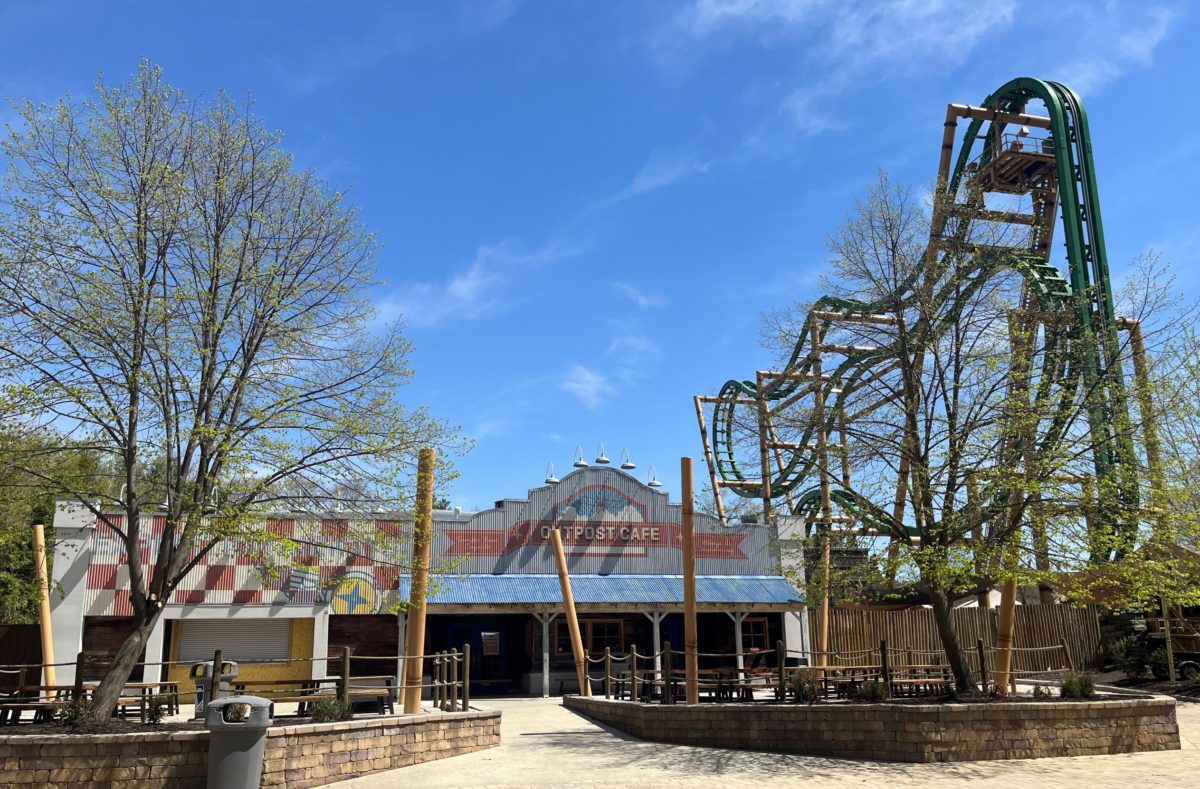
left=661, top=0, right=1017, bottom=138
left=471, top=418, right=508, bottom=440
left=1055, top=6, right=1176, bottom=95
left=674, top=0, right=826, bottom=39
left=376, top=240, right=566, bottom=329
left=560, top=364, right=609, bottom=409
left=614, top=150, right=712, bottom=202
left=607, top=334, right=662, bottom=387
left=611, top=282, right=667, bottom=309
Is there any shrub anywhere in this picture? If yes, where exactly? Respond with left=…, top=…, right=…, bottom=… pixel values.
left=853, top=680, right=889, bottom=702
left=223, top=703, right=250, bottom=722
left=1060, top=671, right=1095, bottom=699
left=309, top=696, right=354, bottom=722
left=789, top=669, right=823, bottom=704
left=59, top=696, right=92, bottom=727
left=1031, top=683, right=1053, bottom=700
left=1109, top=635, right=1147, bottom=679
left=144, top=694, right=170, bottom=725
left=1148, top=647, right=1171, bottom=680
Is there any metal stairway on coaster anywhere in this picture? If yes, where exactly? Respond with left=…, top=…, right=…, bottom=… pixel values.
left=700, top=77, right=1138, bottom=559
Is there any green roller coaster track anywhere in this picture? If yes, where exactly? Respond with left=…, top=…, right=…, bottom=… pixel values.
left=706, top=78, right=1138, bottom=560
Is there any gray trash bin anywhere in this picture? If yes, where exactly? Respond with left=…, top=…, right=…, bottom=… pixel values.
left=205, top=695, right=273, bottom=789
left=191, top=660, right=239, bottom=718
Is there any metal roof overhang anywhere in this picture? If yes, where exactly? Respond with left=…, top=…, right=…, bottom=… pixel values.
left=398, top=574, right=805, bottom=615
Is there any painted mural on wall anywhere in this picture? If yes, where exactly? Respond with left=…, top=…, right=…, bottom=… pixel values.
left=76, top=467, right=779, bottom=616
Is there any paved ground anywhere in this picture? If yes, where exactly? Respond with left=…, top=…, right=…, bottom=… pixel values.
left=328, top=695, right=1199, bottom=788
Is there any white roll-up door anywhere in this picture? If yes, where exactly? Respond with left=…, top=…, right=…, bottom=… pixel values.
left=177, top=618, right=291, bottom=662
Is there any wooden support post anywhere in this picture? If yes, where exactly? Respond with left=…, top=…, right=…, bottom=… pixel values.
left=550, top=528, right=589, bottom=697
left=438, top=652, right=446, bottom=710
left=694, top=396, right=728, bottom=525
left=339, top=646, right=350, bottom=704
left=994, top=578, right=1018, bottom=694
left=1060, top=641, right=1075, bottom=673
left=604, top=648, right=612, bottom=699
left=1159, top=598, right=1176, bottom=685
left=462, top=644, right=471, bottom=711
left=976, top=638, right=989, bottom=690
left=403, top=447, right=437, bottom=714
left=880, top=639, right=890, bottom=696
left=630, top=643, right=639, bottom=702
left=209, top=649, right=224, bottom=709
left=755, top=371, right=774, bottom=523
left=450, top=648, right=459, bottom=711
left=776, top=640, right=786, bottom=702
left=73, top=652, right=85, bottom=700
left=681, top=457, right=699, bottom=706
left=818, top=533, right=831, bottom=668
left=662, top=641, right=673, bottom=705
left=32, top=525, right=56, bottom=687
left=1123, top=318, right=1178, bottom=684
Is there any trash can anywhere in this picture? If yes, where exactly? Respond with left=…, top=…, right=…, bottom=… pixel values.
left=205, top=695, right=273, bottom=789
left=190, top=660, right=239, bottom=718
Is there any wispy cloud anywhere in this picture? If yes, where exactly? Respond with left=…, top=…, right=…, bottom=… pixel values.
left=659, top=0, right=1017, bottom=139
left=268, top=1, right=521, bottom=96
left=560, top=364, right=608, bottom=409
left=611, top=282, right=667, bottom=309
left=1055, top=5, right=1177, bottom=95
left=612, top=150, right=712, bottom=202
left=607, top=334, right=662, bottom=386
left=471, top=418, right=508, bottom=440
left=375, top=240, right=567, bottom=329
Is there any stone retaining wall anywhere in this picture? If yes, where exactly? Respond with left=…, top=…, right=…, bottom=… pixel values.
left=263, top=710, right=501, bottom=788
left=0, top=709, right=501, bottom=788
left=565, top=695, right=1178, bottom=763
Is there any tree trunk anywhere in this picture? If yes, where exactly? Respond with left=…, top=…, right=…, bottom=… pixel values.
left=86, top=612, right=162, bottom=722
left=928, top=587, right=977, bottom=693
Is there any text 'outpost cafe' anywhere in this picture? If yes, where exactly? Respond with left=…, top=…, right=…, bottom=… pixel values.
left=49, top=464, right=809, bottom=696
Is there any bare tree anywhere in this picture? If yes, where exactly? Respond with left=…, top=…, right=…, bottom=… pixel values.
left=0, top=62, right=462, bottom=720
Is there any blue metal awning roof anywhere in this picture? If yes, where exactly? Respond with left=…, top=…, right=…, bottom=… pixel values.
left=397, top=575, right=803, bottom=608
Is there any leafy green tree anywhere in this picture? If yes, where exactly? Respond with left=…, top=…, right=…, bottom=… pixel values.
left=0, top=62, right=463, bottom=721
left=0, top=429, right=107, bottom=623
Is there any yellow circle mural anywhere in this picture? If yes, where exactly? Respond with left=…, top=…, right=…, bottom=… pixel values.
left=330, top=574, right=377, bottom=615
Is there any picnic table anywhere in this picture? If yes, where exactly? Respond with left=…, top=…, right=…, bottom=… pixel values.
left=232, top=675, right=396, bottom=715
left=0, top=681, right=180, bottom=723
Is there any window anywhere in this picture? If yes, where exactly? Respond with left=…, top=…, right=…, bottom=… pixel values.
left=741, top=617, right=769, bottom=653
left=555, top=619, right=625, bottom=656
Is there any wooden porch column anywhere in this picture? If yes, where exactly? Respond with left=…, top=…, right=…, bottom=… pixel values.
left=725, top=611, right=749, bottom=682
left=534, top=612, right=557, bottom=698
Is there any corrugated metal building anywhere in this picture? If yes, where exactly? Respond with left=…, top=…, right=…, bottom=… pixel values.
left=50, top=466, right=807, bottom=695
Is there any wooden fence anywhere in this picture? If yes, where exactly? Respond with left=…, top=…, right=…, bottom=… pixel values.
left=813, top=605, right=1103, bottom=670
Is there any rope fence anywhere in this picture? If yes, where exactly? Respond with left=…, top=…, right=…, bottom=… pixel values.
left=579, top=637, right=1078, bottom=705
left=0, top=645, right=474, bottom=722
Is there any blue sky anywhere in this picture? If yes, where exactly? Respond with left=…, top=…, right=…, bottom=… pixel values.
left=2, top=1, right=1196, bottom=510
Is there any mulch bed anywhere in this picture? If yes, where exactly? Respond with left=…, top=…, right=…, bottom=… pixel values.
left=1095, top=669, right=1200, bottom=701
left=1, top=719, right=207, bottom=736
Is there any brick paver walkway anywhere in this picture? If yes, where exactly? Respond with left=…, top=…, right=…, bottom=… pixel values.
left=329, top=696, right=1197, bottom=788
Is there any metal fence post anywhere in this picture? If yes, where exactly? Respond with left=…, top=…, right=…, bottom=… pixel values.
left=604, top=647, right=612, bottom=699
left=450, top=648, right=458, bottom=712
